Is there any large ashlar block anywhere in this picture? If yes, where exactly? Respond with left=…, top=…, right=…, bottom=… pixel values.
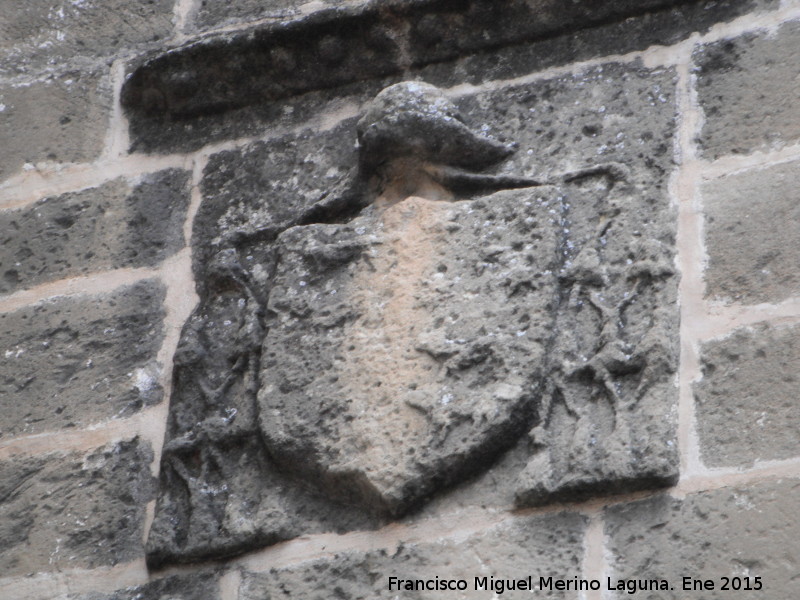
left=702, top=159, right=800, bottom=304
left=605, top=479, right=800, bottom=599
left=695, top=19, right=800, bottom=159
left=0, top=280, right=166, bottom=439
left=0, top=69, right=111, bottom=182
left=0, top=439, right=154, bottom=576
left=0, top=169, right=191, bottom=295
left=148, top=62, right=680, bottom=566
left=695, top=323, right=800, bottom=468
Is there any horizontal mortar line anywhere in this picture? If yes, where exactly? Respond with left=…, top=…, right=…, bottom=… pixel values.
left=696, top=298, right=800, bottom=340
left=0, top=265, right=162, bottom=314
left=0, top=403, right=170, bottom=461
left=689, top=0, right=800, bottom=46
left=445, top=42, right=688, bottom=101
left=0, top=559, right=149, bottom=600
left=0, top=154, right=194, bottom=211
left=697, top=142, right=800, bottom=180
left=675, top=457, right=800, bottom=496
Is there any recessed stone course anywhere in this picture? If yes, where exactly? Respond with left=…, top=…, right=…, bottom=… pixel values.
left=239, top=512, right=587, bottom=599
left=605, top=478, right=800, bottom=599
left=694, top=323, right=800, bottom=468
left=702, top=159, right=800, bottom=304
left=0, top=69, right=111, bottom=182
left=0, top=0, right=174, bottom=76
left=0, top=169, right=191, bottom=294
left=0, top=280, right=166, bottom=439
left=0, top=438, right=155, bottom=576
left=695, top=19, right=800, bottom=159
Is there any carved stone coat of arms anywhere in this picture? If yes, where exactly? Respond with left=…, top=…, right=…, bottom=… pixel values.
left=146, top=78, right=679, bottom=567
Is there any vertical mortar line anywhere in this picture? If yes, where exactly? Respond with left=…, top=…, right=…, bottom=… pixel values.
left=672, top=38, right=708, bottom=483
left=102, top=59, right=131, bottom=161
left=219, top=568, right=243, bottom=600
left=581, top=509, right=607, bottom=600
left=141, top=153, right=205, bottom=543
left=173, top=0, right=198, bottom=41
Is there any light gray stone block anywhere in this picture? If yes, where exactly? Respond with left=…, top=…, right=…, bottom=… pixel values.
left=702, top=159, right=800, bottom=304
left=695, top=323, right=800, bottom=468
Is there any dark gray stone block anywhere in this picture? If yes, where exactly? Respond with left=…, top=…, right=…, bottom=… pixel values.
left=239, top=511, right=587, bottom=600
left=0, top=169, right=191, bottom=294
left=605, top=480, right=800, bottom=599
left=0, top=69, right=111, bottom=182
left=122, top=0, right=763, bottom=155
left=0, top=438, right=155, bottom=576
left=0, top=280, right=166, bottom=439
left=702, top=159, right=800, bottom=304
left=695, top=19, right=800, bottom=159
left=695, top=323, right=800, bottom=468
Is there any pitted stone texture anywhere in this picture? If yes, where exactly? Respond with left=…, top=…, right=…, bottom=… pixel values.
left=0, top=438, right=155, bottom=576
left=606, top=479, right=800, bottom=599
left=695, top=20, right=800, bottom=159
left=0, top=69, right=111, bottom=182
left=0, top=280, right=165, bottom=439
left=240, top=511, right=587, bottom=600
left=0, top=0, right=173, bottom=76
left=694, top=323, right=800, bottom=468
left=259, top=189, right=561, bottom=514
left=0, top=169, right=190, bottom=294
left=702, top=160, right=800, bottom=304
left=458, top=66, right=680, bottom=505
left=70, top=572, right=221, bottom=600
left=152, top=64, right=679, bottom=565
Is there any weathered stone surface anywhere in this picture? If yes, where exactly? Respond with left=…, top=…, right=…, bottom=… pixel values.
left=0, top=170, right=191, bottom=294
left=416, top=0, right=778, bottom=89
left=194, top=0, right=359, bottom=32
left=605, top=479, right=800, bottom=599
left=695, top=20, right=800, bottom=159
left=694, top=323, right=800, bottom=468
left=122, top=0, right=700, bottom=122
left=0, top=280, right=165, bottom=439
left=259, top=188, right=561, bottom=515
left=70, top=572, right=221, bottom=600
left=0, top=0, right=174, bottom=76
left=0, top=438, right=155, bottom=576
left=151, top=65, right=679, bottom=565
left=702, top=160, right=800, bottom=304
left=240, top=511, right=587, bottom=599
left=0, top=69, right=111, bottom=182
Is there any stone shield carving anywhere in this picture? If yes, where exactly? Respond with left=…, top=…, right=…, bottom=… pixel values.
left=147, top=77, right=679, bottom=567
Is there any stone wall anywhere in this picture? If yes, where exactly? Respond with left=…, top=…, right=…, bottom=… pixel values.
left=1, top=1, right=799, bottom=598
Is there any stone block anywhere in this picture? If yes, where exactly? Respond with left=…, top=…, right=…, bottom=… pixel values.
left=0, top=69, right=111, bottom=182
left=0, top=280, right=166, bottom=439
left=0, top=169, right=191, bottom=294
left=239, top=511, right=587, bottom=599
left=70, top=572, right=221, bottom=600
left=0, top=0, right=174, bottom=75
left=695, top=20, right=800, bottom=159
left=0, top=438, right=155, bottom=576
left=149, top=64, right=680, bottom=566
left=702, top=159, right=800, bottom=304
left=605, top=479, right=800, bottom=599
left=694, top=323, right=800, bottom=468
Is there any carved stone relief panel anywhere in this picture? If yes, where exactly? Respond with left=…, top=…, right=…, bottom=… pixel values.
left=146, top=67, right=679, bottom=567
